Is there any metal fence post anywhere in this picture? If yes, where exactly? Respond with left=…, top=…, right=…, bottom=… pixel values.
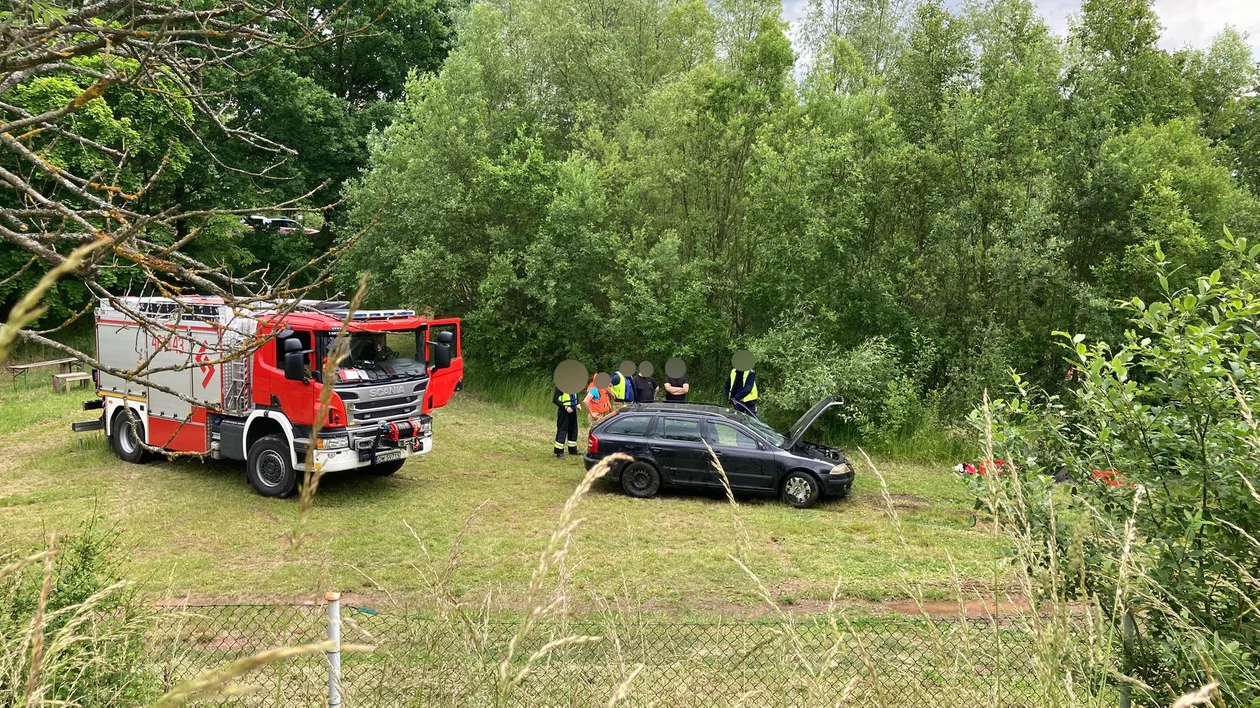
left=326, top=591, right=342, bottom=708
left=1119, top=610, right=1134, bottom=708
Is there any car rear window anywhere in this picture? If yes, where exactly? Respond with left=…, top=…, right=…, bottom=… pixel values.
left=661, top=417, right=704, bottom=442
left=604, top=415, right=651, bottom=437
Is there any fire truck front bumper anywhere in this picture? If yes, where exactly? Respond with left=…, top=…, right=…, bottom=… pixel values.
left=307, top=436, right=432, bottom=473
left=301, top=416, right=434, bottom=473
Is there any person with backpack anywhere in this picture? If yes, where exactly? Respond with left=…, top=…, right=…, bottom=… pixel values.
left=609, top=360, right=637, bottom=406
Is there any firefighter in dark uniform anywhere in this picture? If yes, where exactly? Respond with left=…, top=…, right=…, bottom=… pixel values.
left=553, top=386, right=580, bottom=458
left=552, top=359, right=588, bottom=459
left=725, top=350, right=759, bottom=417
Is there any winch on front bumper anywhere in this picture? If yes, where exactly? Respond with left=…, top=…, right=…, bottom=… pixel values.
left=355, top=415, right=433, bottom=462
left=305, top=414, right=434, bottom=473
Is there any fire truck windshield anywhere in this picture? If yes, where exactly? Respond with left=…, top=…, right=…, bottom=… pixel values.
left=326, top=330, right=426, bottom=383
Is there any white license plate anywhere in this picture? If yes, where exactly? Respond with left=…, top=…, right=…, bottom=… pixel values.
left=375, top=450, right=403, bottom=463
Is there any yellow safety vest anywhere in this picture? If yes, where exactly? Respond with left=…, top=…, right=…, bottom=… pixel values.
left=728, top=369, right=758, bottom=401
left=610, top=373, right=630, bottom=402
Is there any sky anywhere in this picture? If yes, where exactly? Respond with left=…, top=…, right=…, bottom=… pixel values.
left=781, top=0, right=1260, bottom=54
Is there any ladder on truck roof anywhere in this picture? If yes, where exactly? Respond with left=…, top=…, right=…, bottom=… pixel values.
left=99, top=296, right=417, bottom=323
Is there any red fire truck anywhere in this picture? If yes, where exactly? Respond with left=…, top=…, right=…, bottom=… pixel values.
left=74, top=296, right=462, bottom=497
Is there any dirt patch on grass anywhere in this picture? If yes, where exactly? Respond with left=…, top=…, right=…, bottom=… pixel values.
left=882, top=597, right=1034, bottom=618
left=151, top=590, right=1051, bottom=621
left=862, top=493, right=931, bottom=511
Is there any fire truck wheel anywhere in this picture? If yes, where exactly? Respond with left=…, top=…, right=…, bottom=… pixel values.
left=368, top=459, right=406, bottom=476
left=111, top=411, right=148, bottom=464
left=247, top=434, right=298, bottom=498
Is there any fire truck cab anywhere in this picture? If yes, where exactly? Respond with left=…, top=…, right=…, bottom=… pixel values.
left=83, top=296, right=463, bottom=497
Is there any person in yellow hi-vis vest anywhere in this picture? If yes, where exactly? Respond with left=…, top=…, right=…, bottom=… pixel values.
left=724, top=350, right=759, bottom=417
left=552, top=360, right=588, bottom=459
left=608, top=360, right=637, bottom=408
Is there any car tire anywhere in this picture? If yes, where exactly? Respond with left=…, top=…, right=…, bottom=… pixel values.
left=111, top=411, right=148, bottom=464
left=247, top=434, right=298, bottom=498
left=781, top=471, right=821, bottom=508
left=620, top=461, right=661, bottom=499
left=368, top=459, right=406, bottom=476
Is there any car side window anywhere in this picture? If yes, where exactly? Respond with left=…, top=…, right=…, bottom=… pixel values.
left=605, top=415, right=651, bottom=437
left=661, top=417, right=703, bottom=442
left=708, top=422, right=759, bottom=450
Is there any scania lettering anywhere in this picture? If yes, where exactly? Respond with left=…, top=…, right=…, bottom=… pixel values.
left=73, top=296, right=463, bottom=497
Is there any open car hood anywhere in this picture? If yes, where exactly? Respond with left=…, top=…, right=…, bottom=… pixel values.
left=783, top=395, right=844, bottom=450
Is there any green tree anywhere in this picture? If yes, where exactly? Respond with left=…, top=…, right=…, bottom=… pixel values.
left=979, top=233, right=1260, bottom=703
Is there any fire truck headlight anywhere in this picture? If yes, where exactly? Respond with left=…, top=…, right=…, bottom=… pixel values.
left=317, top=434, right=350, bottom=450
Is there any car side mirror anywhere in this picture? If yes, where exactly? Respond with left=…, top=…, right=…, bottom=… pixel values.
left=431, top=342, right=452, bottom=370
left=436, top=330, right=455, bottom=345
left=283, top=337, right=303, bottom=354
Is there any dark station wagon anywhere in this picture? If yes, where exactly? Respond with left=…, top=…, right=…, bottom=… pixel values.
left=584, top=396, right=854, bottom=508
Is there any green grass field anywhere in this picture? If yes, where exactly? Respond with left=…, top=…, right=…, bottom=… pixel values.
left=0, top=384, right=1006, bottom=616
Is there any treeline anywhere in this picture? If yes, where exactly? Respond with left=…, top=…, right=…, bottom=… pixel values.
left=341, top=0, right=1260, bottom=435
left=0, top=0, right=460, bottom=325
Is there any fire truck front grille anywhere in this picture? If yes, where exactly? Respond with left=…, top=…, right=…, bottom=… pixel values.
left=340, top=382, right=426, bottom=425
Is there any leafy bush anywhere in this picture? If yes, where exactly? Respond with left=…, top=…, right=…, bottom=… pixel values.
left=976, top=233, right=1260, bottom=704
left=0, top=518, right=156, bottom=705
left=753, top=307, right=922, bottom=440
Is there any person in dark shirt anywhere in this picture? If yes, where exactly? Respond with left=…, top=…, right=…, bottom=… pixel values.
left=663, top=375, right=688, bottom=402
left=633, top=361, right=658, bottom=403
left=663, top=357, right=689, bottom=402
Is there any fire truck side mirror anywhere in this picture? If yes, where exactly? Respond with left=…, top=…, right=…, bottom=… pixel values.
left=283, top=350, right=306, bottom=381
left=436, top=331, right=455, bottom=345
left=432, top=342, right=452, bottom=370
left=282, top=337, right=307, bottom=382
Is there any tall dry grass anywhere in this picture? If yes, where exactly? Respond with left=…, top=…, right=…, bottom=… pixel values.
left=64, top=386, right=1251, bottom=706
left=0, top=531, right=156, bottom=706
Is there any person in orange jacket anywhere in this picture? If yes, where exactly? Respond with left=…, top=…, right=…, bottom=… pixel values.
left=584, top=372, right=613, bottom=424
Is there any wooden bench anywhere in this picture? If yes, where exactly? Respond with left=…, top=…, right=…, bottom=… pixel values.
left=53, top=371, right=93, bottom=393
left=6, top=357, right=82, bottom=390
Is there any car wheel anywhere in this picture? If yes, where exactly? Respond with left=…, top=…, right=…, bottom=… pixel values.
left=368, top=459, right=406, bottom=476
left=111, top=411, right=148, bottom=464
left=781, top=471, right=821, bottom=508
left=247, top=434, right=298, bottom=498
left=620, top=461, right=661, bottom=499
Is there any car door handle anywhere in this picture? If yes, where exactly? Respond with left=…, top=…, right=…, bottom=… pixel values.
left=712, top=450, right=724, bottom=457
left=650, top=446, right=666, bottom=452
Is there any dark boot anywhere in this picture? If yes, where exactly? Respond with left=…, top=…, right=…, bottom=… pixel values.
left=568, top=446, right=579, bottom=457
left=554, top=446, right=565, bottom=459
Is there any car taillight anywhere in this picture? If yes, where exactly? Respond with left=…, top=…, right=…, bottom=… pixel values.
left=588, top=433, right=598, bottom=454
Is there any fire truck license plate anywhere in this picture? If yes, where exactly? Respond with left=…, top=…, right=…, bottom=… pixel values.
left=376, top=450, right=403, bottom=463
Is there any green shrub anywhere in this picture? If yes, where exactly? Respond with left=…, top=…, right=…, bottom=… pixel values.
left=754, top=308, right=923, bottom=441
left=0, top=518, right=157, bottom=705
left=975, top=233, right=1260, bottom=704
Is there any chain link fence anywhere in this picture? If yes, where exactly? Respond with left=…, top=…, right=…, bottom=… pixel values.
left=150, top=602, right=1061, bottom=706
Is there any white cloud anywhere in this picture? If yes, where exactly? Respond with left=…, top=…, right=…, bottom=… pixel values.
left=1152, top=0, right=1260, bottom=51
left=780, top=0, right=1260, bottom=54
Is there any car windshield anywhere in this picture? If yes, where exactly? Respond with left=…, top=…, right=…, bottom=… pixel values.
left=327, top=330, right=426, bottom=382
left=728, top=411, right=787, bottom=448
